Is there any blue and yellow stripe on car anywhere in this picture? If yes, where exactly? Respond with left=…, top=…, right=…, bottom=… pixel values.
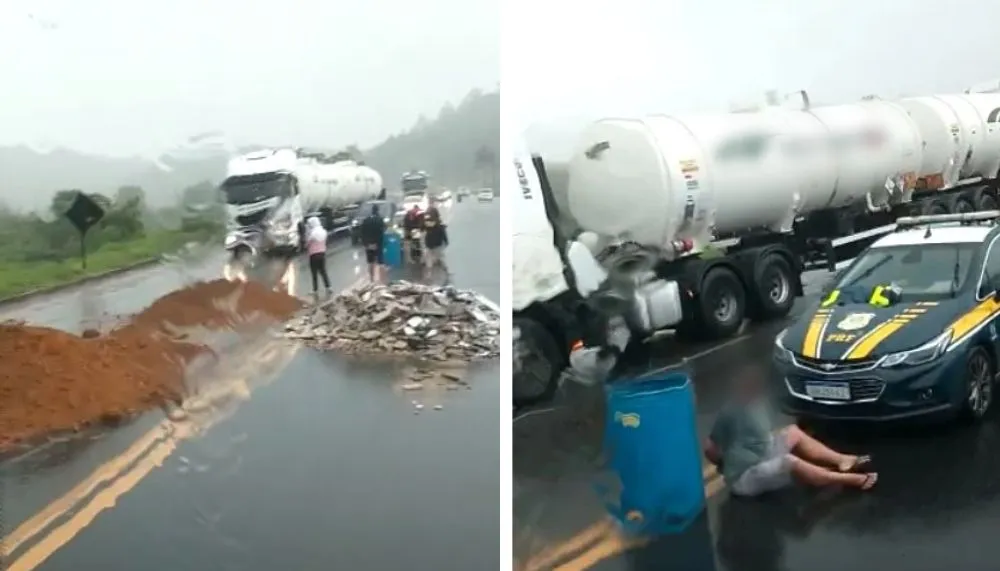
left=801, top=309, right=833, bottom=358
left=948, top=297, right=1000, bottom=347
left=841, top=303, right=936, bottom=360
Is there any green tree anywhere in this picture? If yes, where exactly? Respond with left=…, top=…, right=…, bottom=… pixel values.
left=114, top=185, right=146, bottom=210
left=474, top=145, right=498, bottom=191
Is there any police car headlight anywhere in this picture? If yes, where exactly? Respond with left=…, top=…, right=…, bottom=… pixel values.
left=773, top=329, right=793, bottom=363
left=881, top=330, right=952, bottom=368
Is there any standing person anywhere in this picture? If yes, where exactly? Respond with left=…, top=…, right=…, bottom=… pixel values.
left=402, top=204, right=424, bottom=263
left=422, top=204, right=449, bottom=278
left=703, top=365, right=877, bottom=497
left=359, top=204, right=387, bottom=282
left=305, top=217, right=331, bottom=298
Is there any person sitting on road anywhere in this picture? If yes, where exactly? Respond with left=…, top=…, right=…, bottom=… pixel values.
left=402, top=205, right=424, bottom=263
left=305, top=216, right=332, bottom=297
left=422, top=205, right=449, bottom=277
left=704, top=365, right=877, bottom=496
left=359, top=205, right=387, bottom=283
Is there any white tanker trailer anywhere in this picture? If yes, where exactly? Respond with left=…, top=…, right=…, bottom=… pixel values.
left=220, top=148, right=383, bottom=260
left=512, top=90, right=1000, bottom=406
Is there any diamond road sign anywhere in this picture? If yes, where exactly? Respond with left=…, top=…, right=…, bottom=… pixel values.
left=64, top=192, right=105, bottom=234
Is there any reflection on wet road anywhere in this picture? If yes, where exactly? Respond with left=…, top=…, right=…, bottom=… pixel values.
left=514, top=265, right=1000, bottom=571
left=3, top=200, right=501, bottom=570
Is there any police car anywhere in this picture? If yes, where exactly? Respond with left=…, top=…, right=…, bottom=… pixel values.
left=774, top=211, right=1000, bottom=423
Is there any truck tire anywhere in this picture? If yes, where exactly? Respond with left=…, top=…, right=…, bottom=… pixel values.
left=513, top=316, right=562, bottom=406
left=922, top=199, right=949, bottom=215
left=694, top=267, right=745, bottom=340
left=977, top=192, right=999, bottom=212
left=952, top=189, right=977, bottom=214
left=749, top=253, right=795, bottom=321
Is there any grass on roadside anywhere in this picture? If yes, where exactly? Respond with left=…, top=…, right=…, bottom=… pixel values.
left=0, top=230, right=212, bottom=300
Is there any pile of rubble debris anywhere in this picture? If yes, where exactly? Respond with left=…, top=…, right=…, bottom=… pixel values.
left=283, top=281, right=499, bottom=361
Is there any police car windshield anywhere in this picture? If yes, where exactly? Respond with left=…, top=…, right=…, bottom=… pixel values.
left=835, top=243, right=979, bottom=300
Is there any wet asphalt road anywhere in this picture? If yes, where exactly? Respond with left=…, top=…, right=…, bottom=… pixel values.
left=2, top=199, right=501, bottom=571
left=514, top=267, right=1000, bottom=571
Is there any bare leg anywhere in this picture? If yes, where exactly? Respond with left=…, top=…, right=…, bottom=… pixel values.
left=782, top=424, right=858, bottom=471
left=787, top=455, right=877, bottom=490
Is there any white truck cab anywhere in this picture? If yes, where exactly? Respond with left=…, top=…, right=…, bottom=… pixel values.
left=511, top=138, right=615, bottom=405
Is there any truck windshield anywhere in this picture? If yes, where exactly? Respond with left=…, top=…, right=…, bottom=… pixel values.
left=402, top=176, right=428, bottom=192
left=834, top=242, right=979, bottom=301
left=221, top=173, right=291, bottom=205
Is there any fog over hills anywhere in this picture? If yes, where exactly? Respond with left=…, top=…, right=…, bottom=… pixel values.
left=0, top=88, right=499, bottom=212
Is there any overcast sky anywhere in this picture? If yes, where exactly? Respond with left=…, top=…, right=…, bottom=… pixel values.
left=0, top=0, right=498, bottom=157
left=506, top=0, right=1000, bottom=158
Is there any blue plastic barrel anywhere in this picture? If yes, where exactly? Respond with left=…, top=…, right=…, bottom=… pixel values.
left=382, top=232, right=403, bottom=268
left=603, top=372, right=705, bottom=535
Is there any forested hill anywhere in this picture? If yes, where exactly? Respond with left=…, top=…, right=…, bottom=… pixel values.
left=362, top=88, right=499, bottom=190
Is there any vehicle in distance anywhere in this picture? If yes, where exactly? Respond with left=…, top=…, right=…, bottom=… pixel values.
left=478, top=188, right=494, bottom=202
left=350, top=199, right=398, bottom=245
left=401, top=193, right=429, bottom=212
left=402, top=170, right=430, bottom=194
left=774, top=211, right=1000, bottom=423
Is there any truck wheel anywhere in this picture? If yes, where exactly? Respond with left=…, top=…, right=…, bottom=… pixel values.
left=750, top=253, right=795, bottom=321
left=922, top=199, right=949, bottom=215
left=513, top=316, right=561, bottom=407
left=695, top=267, right=745, bottom=340
left=977, top=192, right=999, bottom=212
left=954, top=198, right=975, bottom=213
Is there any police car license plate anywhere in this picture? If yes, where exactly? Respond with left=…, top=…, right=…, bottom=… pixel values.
left=805, top=383, right=850, bottom=400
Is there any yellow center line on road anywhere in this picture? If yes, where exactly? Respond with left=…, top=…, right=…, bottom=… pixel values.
left=3, top=338, right=301, bottom=571
left=520, top=462, right=726, bottom=571
left=1, top=424, right=171, bottom=558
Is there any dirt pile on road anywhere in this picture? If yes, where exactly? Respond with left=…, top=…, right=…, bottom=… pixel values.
left=0, top=279, right=302, bottom=451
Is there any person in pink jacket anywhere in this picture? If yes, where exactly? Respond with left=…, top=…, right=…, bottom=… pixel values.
left=305, top=217, right=331, bottom=296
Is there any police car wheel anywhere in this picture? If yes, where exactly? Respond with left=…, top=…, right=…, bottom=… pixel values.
left=963, top=346, right=995, bottom=422
left=513, top=317, right=560, bottom=407
left=697, top=267, right=746, bottom=340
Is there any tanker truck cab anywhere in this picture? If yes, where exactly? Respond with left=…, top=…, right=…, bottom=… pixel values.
left=775, top=211, right=1000, bottom=423
left=512, top=149, right=611, bottom=406
left=221, top=149, right=305, bottom=258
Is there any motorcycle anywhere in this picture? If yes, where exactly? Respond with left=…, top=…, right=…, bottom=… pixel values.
left=407, top=230, right=424, bottom=265
left=223, top=228, right=263, bottom=281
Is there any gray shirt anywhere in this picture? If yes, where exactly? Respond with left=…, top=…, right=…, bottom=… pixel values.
left=709, top=398, right=778, bottom=485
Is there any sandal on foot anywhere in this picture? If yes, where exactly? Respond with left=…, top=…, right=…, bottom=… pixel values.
left=860, top=473, right=878, bottom=491
left=840, top=454, right=872, bottom=472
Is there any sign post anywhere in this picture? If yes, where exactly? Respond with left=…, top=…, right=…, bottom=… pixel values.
left=63, top=192, right=105, bottom=270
